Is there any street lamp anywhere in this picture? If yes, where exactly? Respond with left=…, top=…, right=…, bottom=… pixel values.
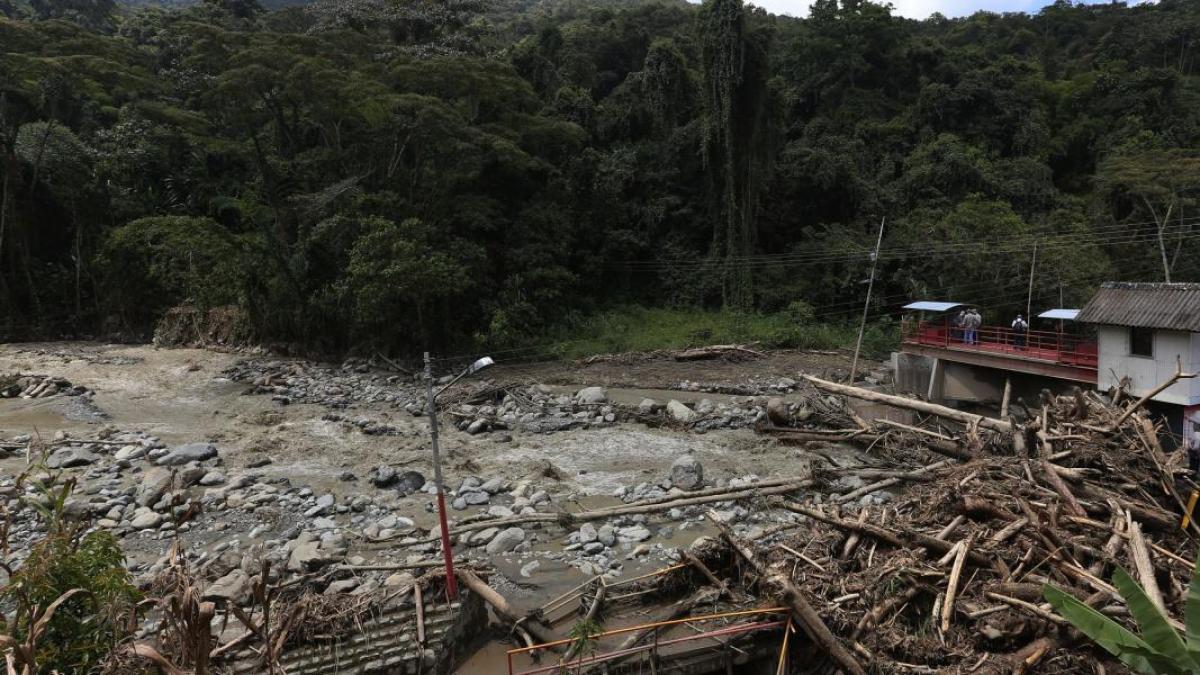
left=423, top=353, right=494, bottom=602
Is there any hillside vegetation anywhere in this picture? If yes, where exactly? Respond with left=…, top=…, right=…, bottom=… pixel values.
left=0, top=0, right=1198, bottom=357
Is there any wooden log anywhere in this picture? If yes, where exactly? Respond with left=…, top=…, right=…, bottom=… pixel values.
left=1126, top=517, right=1166, bottom=614
left=1041, top=458, right=1086, bottom=517
left=842, top=509, right=870, bottom=558
left=940, top=536, right=971, bottom=633
left=457, top=570, right=558, bottom=647
left=683, top=551, right=729, bottom=597
left=415, top=479, right=815, bottom=544
left=803, top=375, right=1012, bottom=433
left=778, top=501, right=996, bottom=570
left=984, top=592, right=1067, bottom=625
left=708, top=509, right=866, bottom=675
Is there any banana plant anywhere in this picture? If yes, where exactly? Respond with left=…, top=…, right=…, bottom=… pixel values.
left=1044, top=554, right=1200, bottom=674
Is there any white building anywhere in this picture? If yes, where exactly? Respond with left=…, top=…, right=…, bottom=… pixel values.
left=1077, top=283, right=1200, bottom=424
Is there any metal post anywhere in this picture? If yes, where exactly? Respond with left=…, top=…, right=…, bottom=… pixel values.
left=1026, top=243, right=1037, bottom=322
left=850, top=217, right=886, bottom=383
left=425, top=352, right=459, bottom=602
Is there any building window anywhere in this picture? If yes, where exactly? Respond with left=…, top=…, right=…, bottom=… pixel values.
left=1130, top=327, right=1154, bottom=357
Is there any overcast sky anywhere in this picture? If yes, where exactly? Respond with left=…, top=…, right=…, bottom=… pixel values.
left=744, top=0, right=1142, bottom=19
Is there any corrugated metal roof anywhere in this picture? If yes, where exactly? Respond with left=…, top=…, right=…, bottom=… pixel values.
left=903, top=301, right=965, bottom=312
left=1038, top=308, right=1080, bottom=321
left=1077, top=282, right=1200, bottom=331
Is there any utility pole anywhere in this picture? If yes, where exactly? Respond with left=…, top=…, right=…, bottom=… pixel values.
left=850, top=217, right=885, bottom=383
left=1026, top=243, right=1038, bottom=321
left=424, top=352, right=460, bottom=602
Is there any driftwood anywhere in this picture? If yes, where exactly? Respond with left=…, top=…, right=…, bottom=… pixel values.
left=803, top=375, right=1013, bottom=433
left=414, top=479, right=815, bottom=544
left=673, top=343, right=765, bottom=361
left=456, top=570, right=558, bottom=648
left=707, top=509, right=866, bottom=675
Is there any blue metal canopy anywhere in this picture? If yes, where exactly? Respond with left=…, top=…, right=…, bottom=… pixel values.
left=1038, top=309, right=1080, bottom=321
left=903, top=301, right=965, bottom=312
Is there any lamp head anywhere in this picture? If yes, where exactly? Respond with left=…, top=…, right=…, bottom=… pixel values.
left=467, top=356, right=494, bottom=375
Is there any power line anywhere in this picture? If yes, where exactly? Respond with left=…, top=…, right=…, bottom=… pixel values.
left=607, top=221, right=1200, bottom=272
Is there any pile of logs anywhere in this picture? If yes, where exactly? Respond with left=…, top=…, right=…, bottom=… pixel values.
left=0, top=373, right=79, bottom=399
left=733, top=372, right=1200, bottom=672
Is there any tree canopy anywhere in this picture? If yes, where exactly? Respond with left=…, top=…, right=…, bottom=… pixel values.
left=1, top=0, right=1199, bottom=354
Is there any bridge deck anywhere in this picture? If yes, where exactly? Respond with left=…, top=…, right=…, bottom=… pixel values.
left=901, top=321, right=1099, bottom=383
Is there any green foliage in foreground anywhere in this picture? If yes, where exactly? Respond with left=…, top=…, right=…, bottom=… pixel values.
left=1045, top=554, right=1200, bottom=674
left=537, top=306, right=897, bottom=360
left=0, top=477, right=140, bottom=674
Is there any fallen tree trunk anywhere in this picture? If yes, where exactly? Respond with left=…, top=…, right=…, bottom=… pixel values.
left=708, top=509, right=867, bottom=675
left=416, top=480, right=815, bottom=544
left=457, top=570, right=559, bottom=649
left=778, top=501, right=996, bottom=570
left=803, top=375, right=1012, bottom=433
left=765, top=427, right=973, bottom=461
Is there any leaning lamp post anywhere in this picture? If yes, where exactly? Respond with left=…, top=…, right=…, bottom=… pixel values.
left=423, top=353, right=494, bottom=602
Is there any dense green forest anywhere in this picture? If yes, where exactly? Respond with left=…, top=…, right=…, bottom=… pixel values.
left=1, top=0, right=1199, bottom=357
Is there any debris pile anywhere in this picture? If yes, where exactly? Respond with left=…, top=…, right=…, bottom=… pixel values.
left=724, top=374, right=1200, bottom=672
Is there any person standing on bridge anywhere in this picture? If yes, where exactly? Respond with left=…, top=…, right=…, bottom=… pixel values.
left=1011, top=314, right=1028, bottom=350
left=953, top=310, right=966, bottom=342
left=963, top=308, right=980, bottom=345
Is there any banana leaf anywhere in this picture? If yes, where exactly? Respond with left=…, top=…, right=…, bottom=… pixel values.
left=1044, top=583, right=1165, bottom=674
left=1186, top=550, right=1200, bottom=652
left=1113, top=567, right=1199, bottom=669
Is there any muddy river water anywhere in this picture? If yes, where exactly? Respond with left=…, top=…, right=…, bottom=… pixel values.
left=0, top=342, right=884, bottom=672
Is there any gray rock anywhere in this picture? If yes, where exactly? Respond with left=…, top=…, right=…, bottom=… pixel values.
left=384, top=572, right=415, bottom=588
left=370, top=465, right=398, bottom=488
left=575, top=387, right=608, bottom=404
left=766, top=397, right=789, bottom=426
left=669, top=453, right=704, bottom=491
left=597, top=524, right=616, bottom=547
left=130, top=510, right=164, bottom=530
left=114, top=445, right=146, bottom=461
left=469, top=527, right=499, bottom=546
left=156, top=442, right=218, bottom=466
left=578, top=523, right=598, bottom=544
left=666, top=400, right=696, bottom=423
left=617, top=525, right=651, bottom=542
left=204, top=569, right=251, bottom=604
left=461, top=490, right=489, bottom=506
left=288, top=541, right=331, bottom=572
left=396, top=471, right=425, bottom=493
left=466, top=419, right=488, bottom=435
left=638, top=398, right=660, bottom=415
left=325, top=579, right=360, bottom=595
left=46, top=447, right=99, bottom=469
left=486, top=527, right=525, bottom=554
left=480, top=477, right=506, bottom=494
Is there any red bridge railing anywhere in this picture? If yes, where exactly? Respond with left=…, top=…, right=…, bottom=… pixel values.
left=901, top=319, right=1098, bottom=372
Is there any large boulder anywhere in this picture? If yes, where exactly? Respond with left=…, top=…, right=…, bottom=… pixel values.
left=766, top=397, right=789, bottom=426
left=46, top=447, right=99, bottom=469
left=130, top=509, right=164, bottom=530
left=137, top=468, right=174, bottom=507
left=204, top=569, right=251, bottom=604
left=485, top=527, right=525, bottom=554
left=575, top=387, right=608, bottom=405
left=156, top=442, right=218, bottom=466
left=288, top=541, right=331, bottom=572
left=670, top=453, right=704, bottom=491
left=369, top=465, right=398, bottom=488
left=666, top=400, right=696, bottom=423
left=396, top=470, right=426, bottom=493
